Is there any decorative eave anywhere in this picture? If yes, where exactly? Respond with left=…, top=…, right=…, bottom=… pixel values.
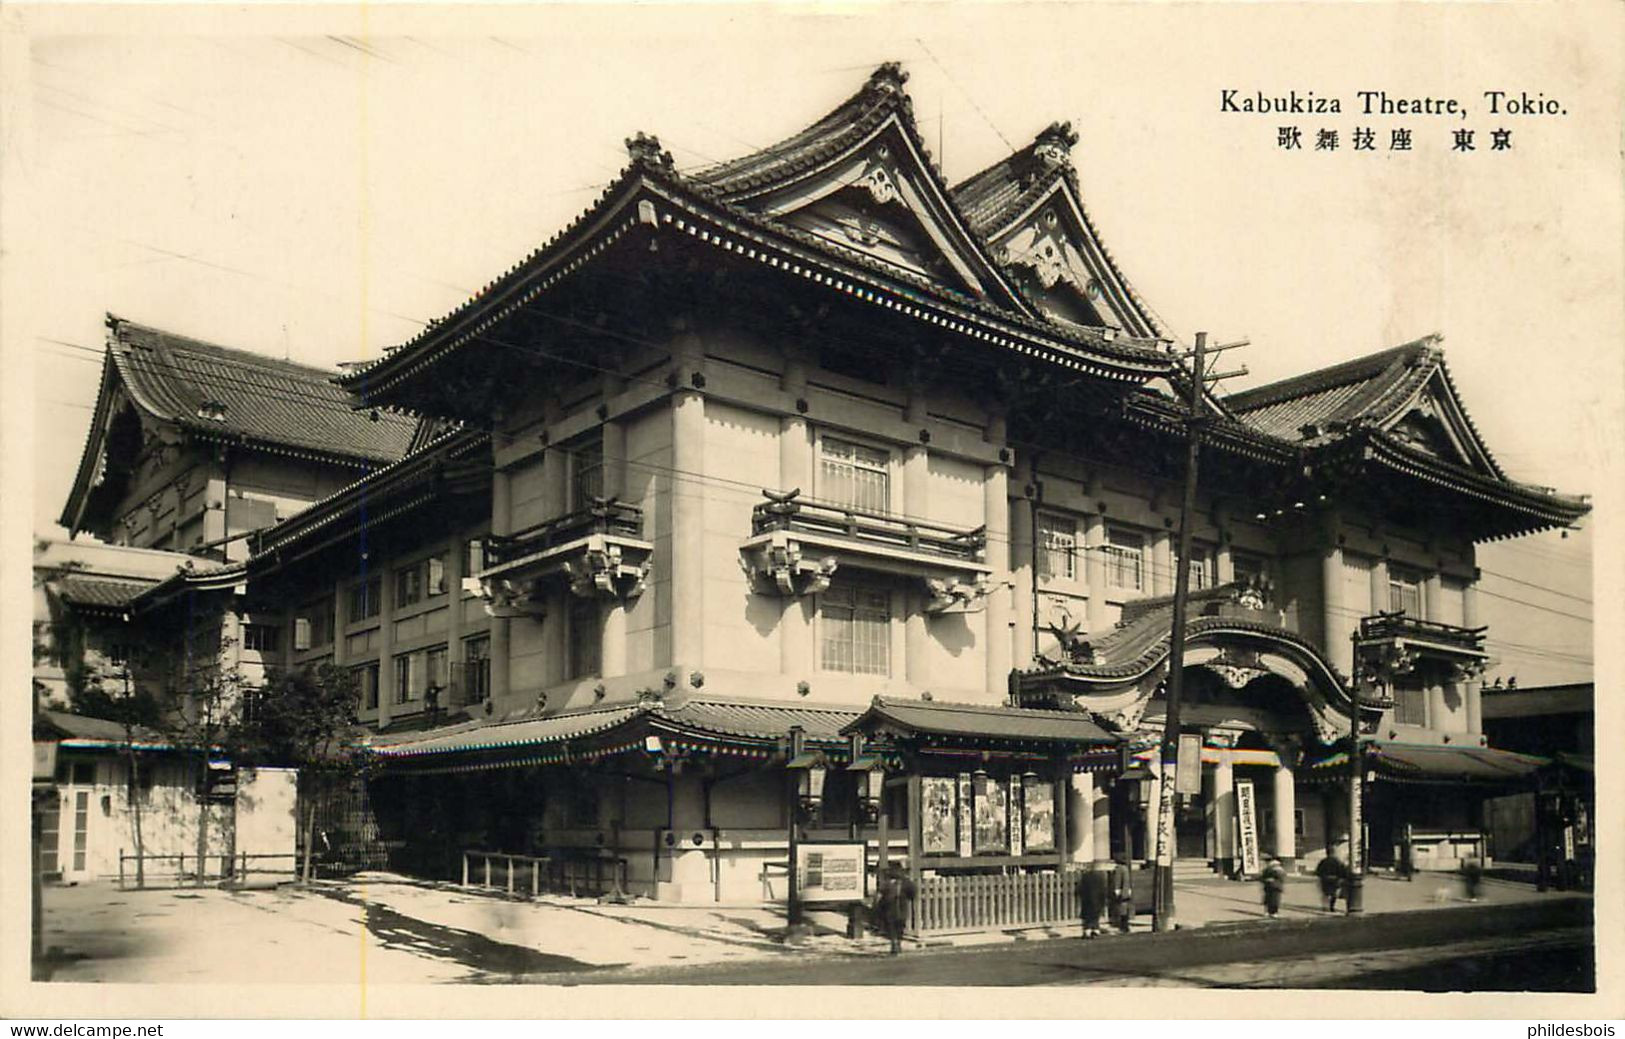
left=337, top=166, right=1174, bottom=412
left=130, top=560, right=250, bottom=614
left=688, top=62, right=1038, bottom=318
left=1312, top=428, right=1589, bottom=540
left=245, top=427, right=491, bottom=573
left=1121, top=390, right=1298, bottom=466
left=59, top=347, right=123, bottom=534
left=959, top=127, right=1170, bottom=344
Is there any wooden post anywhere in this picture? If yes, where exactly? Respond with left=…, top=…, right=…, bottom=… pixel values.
left=484, top=856, right=491, bottom=888
left=1055, top=763, right=1070, bottom=871
left=462, top=851, right=469, bottom=888
left=507, top=856, right=515, bottom=896
left=907, top=772, right=924, bottom=934
left=119, top=848, right=125, bottom=890
left=532, top=859, right=540, bottom=897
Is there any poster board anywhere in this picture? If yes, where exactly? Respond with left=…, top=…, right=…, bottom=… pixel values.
left=796, top=842, right=867, bottom=903
left=1176, top=734, right=1202, bottom=795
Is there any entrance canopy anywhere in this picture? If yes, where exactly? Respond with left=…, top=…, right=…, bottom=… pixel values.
left=1307, top=740, right=1548, bottom=788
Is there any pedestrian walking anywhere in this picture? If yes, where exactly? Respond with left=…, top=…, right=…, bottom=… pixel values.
left=874, top=864, right=916, bottom=955
left=1260, top=854, right=1287, bottom=918
left=1460, top=855, right=1483, bottom=902
left=1315, top=850, right=1348, bottom=912
left=1076, top=862, right=1108, bottom=938
left=1109, top=857, right=1135, bottom=933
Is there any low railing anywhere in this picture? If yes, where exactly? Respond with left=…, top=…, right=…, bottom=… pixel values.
left=482, top=499, right=644, bottom=569
left=751, top=492, right=986, bottom=563
left=912, top=870, right=1078, bottom=934
left=116, top=850, right=298, bottom=890
left=1356, top=611, right=1486, bottom=654
left=460, top=848, right=630, bottom=900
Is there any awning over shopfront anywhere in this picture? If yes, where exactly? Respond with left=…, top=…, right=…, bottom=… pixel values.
left=1306, top=740, right=1548, bottom=787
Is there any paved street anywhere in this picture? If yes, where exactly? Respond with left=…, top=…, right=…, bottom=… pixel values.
left=33, top=871, right=1591, bottom=990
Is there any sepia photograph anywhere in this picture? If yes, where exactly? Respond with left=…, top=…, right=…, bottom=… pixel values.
left=2, top=0, right=1620, bottom=1021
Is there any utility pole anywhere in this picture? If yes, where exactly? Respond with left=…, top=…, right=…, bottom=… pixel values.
left=1152, top=332, right=1247, bottom=933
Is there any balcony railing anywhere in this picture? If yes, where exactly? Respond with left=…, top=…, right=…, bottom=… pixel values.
left=750, top=493, right=986, bottom=564
left=1356, top=611, right=1487, bottom=655
left=482, top=499, right=644, bottom=570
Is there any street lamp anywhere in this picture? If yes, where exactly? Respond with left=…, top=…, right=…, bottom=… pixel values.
left=784, top=726, right=826, bottom=937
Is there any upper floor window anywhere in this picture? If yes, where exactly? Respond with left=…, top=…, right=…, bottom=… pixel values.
left=1392, top=680, right=1428, bottom=726
left=1037, top=512, right=1077, bottom=581
left=1102, top=526, right=1145, bottom=592
left=571, top=436, right=604, bottom=509
left=819, top=579, right=890, bottom=675
left=1232, top=551, right=1267, bottom=588
left=464, top=538, right=487, bottom=580
left=1176, top=545, right=1213, bottom=590
left=395, top=554, right=447, bottom=608
left=461, top=635, right=491, bottom=703
left=348, top=576, right=382, bottom=622
left=293, top=598, right=335, bottom=652
left=393, top=652, right=416, bottom=705
left=1389, top=565, right=1424, bottom=618
left=567, top=597, right=602, bottom=680
left=820, top=437, right=889, bottom=514
left=354, top=661, right=380, bottom=712
left=241, top=623, right=281, bottom=654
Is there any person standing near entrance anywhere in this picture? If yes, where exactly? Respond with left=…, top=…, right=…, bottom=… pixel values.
left=874, top=864, right=916, bottom=955
left=1260, top=854, right=1287, bottom=918
left=1109, top=857, right=1135, bottom=933
left=1077, top=862, right=1107, bottom=938
left=1315, top=848, right=1348, bottom=912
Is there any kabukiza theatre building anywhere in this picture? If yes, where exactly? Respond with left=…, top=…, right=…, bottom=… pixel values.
left=58, top=64, right=1587, bottom=934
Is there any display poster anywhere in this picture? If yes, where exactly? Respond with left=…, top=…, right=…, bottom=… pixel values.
left=973, top=776, right=1009, bottom=854
left=957, top=773, right=974, bottom=857
left=1176, top=734, right=1203, bottom=795
left=921, top=776, right=957, bottom=854
left=1009, top=774, right=1024, bottom=857
left=1023, top=779, right=1055, bottom=852
left=1235, top=778, right=1261, bottom=877
left=797, top=842, right=867, bottom=903
left=1349, top=773, right=1364, bottom=872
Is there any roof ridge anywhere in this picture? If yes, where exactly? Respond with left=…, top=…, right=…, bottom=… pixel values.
left=107, top=314, right=348, bottom=382
left=1228, top=335, right=1440, bottom=412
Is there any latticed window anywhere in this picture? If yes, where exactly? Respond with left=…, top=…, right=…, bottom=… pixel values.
left=348, top=576, right=381, bottom=621
left=571, top=436, right=604, bottom=509
left=1389, top=565, right=1424, bottom=617
left=1036, top=512, right=1077, bottom=580
left=1102, top=527, right=1145, bottom=592
left=1393, top=681, right=1428, bottom=726
left=568, top=596, right=602, bottom=679
left=820, top=437, right=889, bottom=513
left=1176, top=545, right=1212, bottom=590
left=819, top=580, right=891, bottom=675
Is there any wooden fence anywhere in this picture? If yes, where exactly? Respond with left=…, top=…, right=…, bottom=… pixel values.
left=912, top=870, right=1078, bottom=934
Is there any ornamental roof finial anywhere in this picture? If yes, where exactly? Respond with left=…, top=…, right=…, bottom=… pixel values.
left=1034, top=121, right=1079, bottom=167
left=865, top=61, right=909, bottom=97
left=625, top=131, right=674, bottom=171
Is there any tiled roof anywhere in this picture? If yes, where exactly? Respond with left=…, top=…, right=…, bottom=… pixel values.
left=952, top=131, right=1068, bottom=238
left=369, top=705, right=640, bottom=758
left=37, top=709, right=169, bottom=749
left=1223, top=338, right=1439, bottom=442
left=688, top=63, right=911, bottom=199
left=847, top=696, right=1118, bottom=744
left=106, top=315, right=416, bottom=465
left=50, top=574, right=157, bottom=611
left=1365, top=741, right=1546, bottom=785
left=661, top=699, right=859, bottom=744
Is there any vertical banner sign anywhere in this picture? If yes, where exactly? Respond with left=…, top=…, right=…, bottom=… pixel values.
left=1009, top=773, right=1025, bottom=857
left=1155, top=757, right=1177, bottom=867
left=1234, top=779, right=1261, bottom=877
left=956, top=773, right=973, bottom=858
left=1176, top=734, right=1202, bottom=795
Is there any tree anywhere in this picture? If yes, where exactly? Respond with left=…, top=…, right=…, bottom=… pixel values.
left=154, top=637, right=251, bottom=887
left=235, top=663, right=362, bottom=883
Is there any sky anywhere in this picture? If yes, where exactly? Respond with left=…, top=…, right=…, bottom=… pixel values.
left=5, top=6, right=1619, bottom=604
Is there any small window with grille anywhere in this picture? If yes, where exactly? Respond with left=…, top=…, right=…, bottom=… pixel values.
left=819, top=579, right=891, bottom=675
left=1037, top=512, right=1077, bottom=580
left=819, top=437, right=890, bottom=514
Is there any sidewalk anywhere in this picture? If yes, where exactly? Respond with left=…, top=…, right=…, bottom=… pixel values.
left=32, top=867, right=1583, bottom=983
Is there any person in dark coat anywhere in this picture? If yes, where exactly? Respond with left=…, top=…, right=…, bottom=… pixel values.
left=1076, top=863, right=1108, bottom=938
left=1460, top=856, right=1483, bottom=902
left=1315, top=850, right=1348, bottom=912
left=874, top=865, right=917, bottom=955
left=1260, top=855, right=1287, bottom=918
left=1109, top=857, right=1135, bottom=933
